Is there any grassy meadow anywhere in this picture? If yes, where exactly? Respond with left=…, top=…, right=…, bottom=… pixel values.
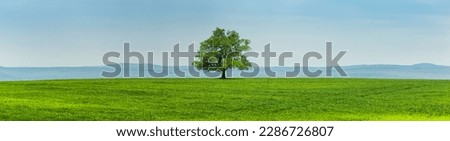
left=0, top=78, right=449, bottom=121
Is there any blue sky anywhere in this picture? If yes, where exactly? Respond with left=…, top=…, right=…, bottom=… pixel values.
left=0, top=0, right=449, bottom=67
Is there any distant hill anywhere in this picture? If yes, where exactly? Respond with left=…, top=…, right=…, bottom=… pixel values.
left=0, top=63, right=449, bottom=80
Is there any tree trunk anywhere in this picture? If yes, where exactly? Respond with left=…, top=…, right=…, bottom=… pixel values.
left=220, top=69, right=226, bottom=79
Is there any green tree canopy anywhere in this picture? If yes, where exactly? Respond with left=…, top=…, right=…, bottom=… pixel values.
left=193, top=27, right=252, bottom=79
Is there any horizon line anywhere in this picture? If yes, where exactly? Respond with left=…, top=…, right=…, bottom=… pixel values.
left=0, top=63, right=447, bottom=68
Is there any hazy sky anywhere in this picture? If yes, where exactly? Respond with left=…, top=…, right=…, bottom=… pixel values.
left=1, top=0, right=449, bottom=67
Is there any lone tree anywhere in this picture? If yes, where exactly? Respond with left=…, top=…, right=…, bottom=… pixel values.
left=193, top=27, right=252, bottom=79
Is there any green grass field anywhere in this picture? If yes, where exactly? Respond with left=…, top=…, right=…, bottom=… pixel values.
left=0, top=78, right=449, bottom=121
